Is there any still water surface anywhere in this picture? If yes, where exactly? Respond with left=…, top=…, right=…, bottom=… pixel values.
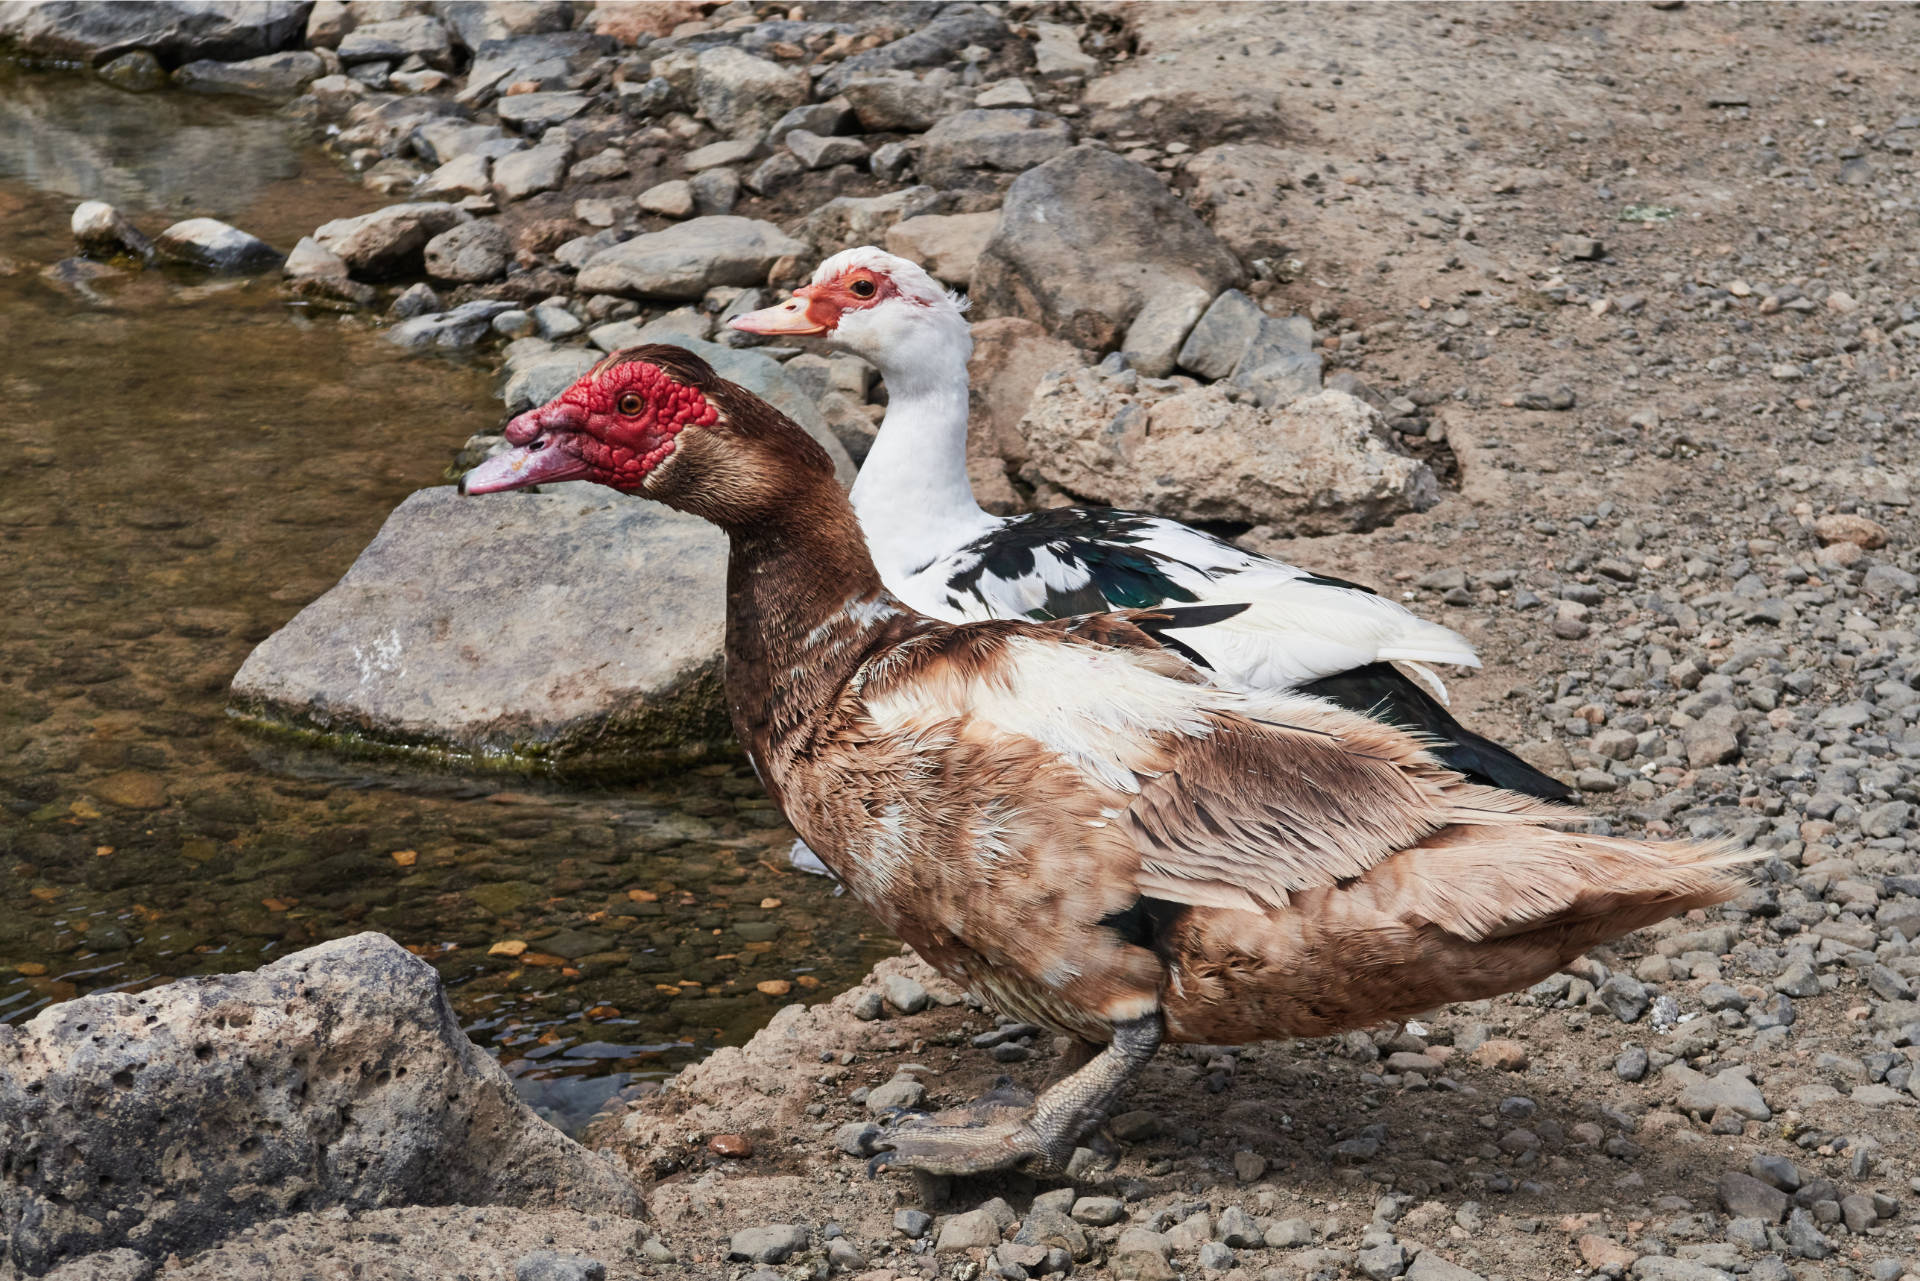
left=0, top=65, right=891, bottom=1132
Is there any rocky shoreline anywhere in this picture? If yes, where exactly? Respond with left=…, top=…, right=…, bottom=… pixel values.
left=7, top=1, right=1920, bottom=1279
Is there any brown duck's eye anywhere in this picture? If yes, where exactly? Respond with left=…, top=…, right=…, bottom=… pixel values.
left=849, top=277, right=876, bottom=298
left=617, top=392, right=645, bottom=415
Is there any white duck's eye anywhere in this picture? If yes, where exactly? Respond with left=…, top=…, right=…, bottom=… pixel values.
left=617, top=392, right=644, bottom=415
left=849, top=278, right=876, bottom=299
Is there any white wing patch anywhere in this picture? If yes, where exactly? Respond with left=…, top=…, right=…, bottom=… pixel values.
left=867, top=635, right=1229, bottom=792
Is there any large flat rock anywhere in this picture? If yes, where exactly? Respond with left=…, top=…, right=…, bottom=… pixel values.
left=575, top=215, right=808, bottom=301
left=229, top=485, right=734, bottom=775
left=0, top=933, right=638, bottom=1275
left=0, top=0, right=311, bottom=62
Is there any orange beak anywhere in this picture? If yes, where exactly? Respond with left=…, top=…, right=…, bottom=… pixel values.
left=728, top=286, right=835, bottom=337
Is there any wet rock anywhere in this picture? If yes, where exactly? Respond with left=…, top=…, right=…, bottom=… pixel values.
left=0, top=1, right=311, bottom=63
left=1018, top=370, right=1435, bottom=533
left=424, top=219, right=511, bottom=283
left=390, top=281, right=443, bottom=320
left=387, top=299, right=515, bottom=348
left=172, top=50, right=323, bottom=99
left=71, top=201, right=153, bottom=261
left=312, top=202, right=470, bottom=278
left=895, top=1209, right=933, bottom=1239
left=230, top=487, right=734, bottom=774
left=96, top=49, right=167, bottom=92
left=494, top=143, right=570, bottom=201
left=0, top=934, right=637, bottom=1274
left=337, top=15, right=453, bottom=70
left=694, top=47, right=809, bottom=139
left=974, top=147, right=1244, bottom=353
left=154, top=218, right=282, bottom=273
left=577, top=216, right=808, bottom=301
left=918, top=107, right=1074, bottom=188
left=884, top=211, right=997, bottom=287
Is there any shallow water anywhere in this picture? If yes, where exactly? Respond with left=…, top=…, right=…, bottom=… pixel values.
left=0, top=65, right=892, bottom=1133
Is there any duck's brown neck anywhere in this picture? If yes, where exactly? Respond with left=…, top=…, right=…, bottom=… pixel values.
left=720, top=482, right=911, bottom=798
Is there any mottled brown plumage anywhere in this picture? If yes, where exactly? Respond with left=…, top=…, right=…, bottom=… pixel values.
left=463, top=346, right=1756, bottom=1175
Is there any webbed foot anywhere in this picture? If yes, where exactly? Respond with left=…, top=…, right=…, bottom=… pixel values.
left=866, top=1013, right=1163, bottom=1180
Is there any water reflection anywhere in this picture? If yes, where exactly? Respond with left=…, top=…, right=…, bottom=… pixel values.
left=0, top=71, right=893, bottom=1133
left=0, top=62, right=302, bottom=213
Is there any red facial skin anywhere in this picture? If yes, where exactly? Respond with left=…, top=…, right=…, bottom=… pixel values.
left=461, top=359, right=719, bottom=495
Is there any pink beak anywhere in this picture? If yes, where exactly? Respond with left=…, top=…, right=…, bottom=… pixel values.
left=727, top=286, right=835, bottom=337
left=459, top=402, right=594, bottom=495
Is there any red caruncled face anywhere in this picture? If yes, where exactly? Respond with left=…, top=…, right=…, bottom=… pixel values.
left=463, top=358, right=719, bottom=495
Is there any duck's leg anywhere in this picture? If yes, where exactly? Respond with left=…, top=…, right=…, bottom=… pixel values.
left=871, top=1012, right=1162, bottom=1177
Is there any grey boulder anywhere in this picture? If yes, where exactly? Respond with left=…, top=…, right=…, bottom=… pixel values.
left=840, top=71, right=950, bottom=132
left=1176, top=293, right=1323, bottom=407
left=229, top=487, right=736, bottom=774
left=153, top=217, right=282, bottom=273
left=493, top=142, right=570, bottom=201
left=423, top=219, right=511, bottom=283
left=0, top=933, right=638, bottom=1275
left=385, top=299, right=516, bottom=349
left=336, top=14, right=454, bottom=69
left=694, top=46, right=809, bottom=139
left=819, top=2, right=1020, bottom=93
left=973, top=146, right=1245, bottom=353
left=1016, top=367, right=1436, bottom=534
left=576, top=216, right=807, bottom=301
left=312, top=202, right=470, bottom=278
left=435, top=0, right=573, bottom=51
left=0, top=0, right=310, bottom=62
left=917, top=107, right=1073, bottom=187
left=171, top=49, right=324, bottom=99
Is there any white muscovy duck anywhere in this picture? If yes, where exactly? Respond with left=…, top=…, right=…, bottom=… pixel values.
left=730, top=247, right=1569, bottom=801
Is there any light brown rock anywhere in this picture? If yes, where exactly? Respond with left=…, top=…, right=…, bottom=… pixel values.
left=966, top=317, right=1082, bottom=511
left=1015, top=370, right=1437, bottom=533
left=1813, top=512, right=1889, bottom=549
left=884, top=211, right=999, bottom=287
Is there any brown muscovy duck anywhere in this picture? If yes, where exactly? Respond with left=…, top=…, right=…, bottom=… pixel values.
left=463, top=346, right=1755, bottom=1177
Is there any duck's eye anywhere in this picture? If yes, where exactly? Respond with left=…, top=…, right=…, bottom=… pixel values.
left=617, top=392, right=644, bottom=415
left=849, top=278, right=876, bottom=299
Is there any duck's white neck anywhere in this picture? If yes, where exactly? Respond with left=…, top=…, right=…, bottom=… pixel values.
left=843, top=308, right=998, bottom=582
